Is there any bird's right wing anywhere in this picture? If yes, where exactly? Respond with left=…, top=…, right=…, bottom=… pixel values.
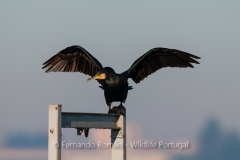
left=42, top=45, right=103, bottom=77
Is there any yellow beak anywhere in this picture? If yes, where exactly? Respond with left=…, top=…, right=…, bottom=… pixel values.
left=87, top=73, right=106, bottom=82
left=95, top=73, right=106, bottom=80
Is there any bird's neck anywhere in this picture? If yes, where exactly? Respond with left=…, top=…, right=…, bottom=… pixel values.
left=106, top=72, right=116, bottom=78
left=104, top=74, right=118, bottom=85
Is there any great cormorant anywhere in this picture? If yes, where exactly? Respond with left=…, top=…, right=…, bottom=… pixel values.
left=42, top=45, right=200, bottom=114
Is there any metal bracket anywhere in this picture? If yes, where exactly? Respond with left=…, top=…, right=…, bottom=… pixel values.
left=76, top=128, right=89, bottom=137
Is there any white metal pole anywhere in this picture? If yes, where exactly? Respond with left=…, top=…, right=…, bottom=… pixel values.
left=48, top=104, right=62, bottom=160
left=111, top=108, right=126, bottom=160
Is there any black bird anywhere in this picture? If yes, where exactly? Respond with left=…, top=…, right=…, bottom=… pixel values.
left=42, top=45, right=200, bottom=114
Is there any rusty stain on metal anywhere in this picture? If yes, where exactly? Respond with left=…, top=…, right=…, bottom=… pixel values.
left=50, top=128, right=54, bottom=133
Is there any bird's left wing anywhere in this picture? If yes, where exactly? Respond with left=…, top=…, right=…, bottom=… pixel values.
left=42, top=45, right=103, bottom=77
left=122, top=47, right=200, bottom=83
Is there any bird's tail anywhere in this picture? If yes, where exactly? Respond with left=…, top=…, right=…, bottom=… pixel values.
left=128, top=86, right=133, bottom=90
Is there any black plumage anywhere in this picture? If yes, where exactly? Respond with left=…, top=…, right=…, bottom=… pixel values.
left=42, top=45, right=200, bottom=113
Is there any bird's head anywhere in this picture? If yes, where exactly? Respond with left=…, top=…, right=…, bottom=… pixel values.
left=87, top=67, right=115, bottom=82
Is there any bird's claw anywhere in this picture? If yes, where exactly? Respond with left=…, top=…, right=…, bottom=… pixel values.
left=108, top=105, right=125, bottom=115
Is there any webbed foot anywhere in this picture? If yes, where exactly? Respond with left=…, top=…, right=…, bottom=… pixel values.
left=108, top=104, right=125, bottom=115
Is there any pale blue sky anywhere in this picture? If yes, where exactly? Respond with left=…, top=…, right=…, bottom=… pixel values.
left=0, top=0, right=240, bottom=148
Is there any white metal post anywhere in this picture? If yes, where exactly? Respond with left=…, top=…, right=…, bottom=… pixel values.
left=48, top=104, right=126, bottom=160
left=111, top=108, right=126, bottom=160
left=48, top=104, right=62, bottom=160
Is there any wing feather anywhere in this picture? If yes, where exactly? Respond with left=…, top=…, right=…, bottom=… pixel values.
left=123, top=47, right=200, bottom=83
left=42, top=45, right=103, bottom=76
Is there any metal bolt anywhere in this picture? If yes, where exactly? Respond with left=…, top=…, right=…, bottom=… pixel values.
left=119, top=130, right=123, bottom=136
left=50, top=128, right=54, bottom=133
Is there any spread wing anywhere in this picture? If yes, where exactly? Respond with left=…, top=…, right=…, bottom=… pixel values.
left=42, top=45, right=103, bottom=76
left=123, top=47, right=200, bottom=83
